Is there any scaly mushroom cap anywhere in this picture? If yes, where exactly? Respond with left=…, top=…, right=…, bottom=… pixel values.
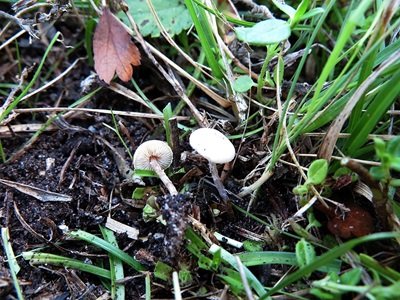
left=133, top=140, right=173, bottom=170
left=189, top=128, right=235, bottom=164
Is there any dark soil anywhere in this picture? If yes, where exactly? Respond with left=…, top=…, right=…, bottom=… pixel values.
left=1, top=2, right=397, bottom=300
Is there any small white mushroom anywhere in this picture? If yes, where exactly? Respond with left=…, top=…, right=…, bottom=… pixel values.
left=133, top=140, right=177, bottom=195
left=189, top=128, right=235, bottom=164
left=189, top=128, right=235, bottom=200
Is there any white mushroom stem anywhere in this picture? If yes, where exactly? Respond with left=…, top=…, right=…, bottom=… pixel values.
left=209, top=162, right=228, bottom=201
left=149, top=158, right=178, bottom=196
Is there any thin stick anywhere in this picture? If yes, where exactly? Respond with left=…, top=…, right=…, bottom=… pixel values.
left=126, top=12, right=209, bottom=127
left=21, top=58, right=82, bottom=101
left=14, top=107, right=190, bottom=120
left=0, top=10, right=38, bottom=38
left=236, top=256, right=255, bottom=300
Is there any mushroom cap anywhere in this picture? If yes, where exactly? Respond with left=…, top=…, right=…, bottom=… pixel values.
left=189, top=128, right=235, bottom=164
left=133, top=140, right=173, bottom=170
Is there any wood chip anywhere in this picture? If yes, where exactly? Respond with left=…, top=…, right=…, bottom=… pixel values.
left=105, top=216, right=139, bottom=240
left=0, top=179, right=72, bottom=202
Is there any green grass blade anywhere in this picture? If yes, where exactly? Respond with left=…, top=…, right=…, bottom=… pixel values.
left=22, top=251, right=111, bottom=279
left=306, top=0, right=372, bottom=114
left=183, top=0, right=223, bottom=78
left=163, top=103, right=173, bottom=148
left=68, top=230, right=146, bottom=272
left=345, top=69, right=400, bottom=156
left=263, top=232, right=400, bottom=298
left=238, top=251, right=341, bottom=273
left=209, top=244, right=267, bottom=298
left=145, top=272, right=152, bottom=300
left=359, top=253, right=400, bottom=282
left=2, top=228, right=24, bottom=300
left=100, top=226, right=125, bottom=300
left=0, top=32, right=61, bottom=122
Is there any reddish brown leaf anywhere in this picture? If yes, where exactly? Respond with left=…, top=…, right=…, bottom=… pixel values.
left=93, top=8, right=141, bottom=84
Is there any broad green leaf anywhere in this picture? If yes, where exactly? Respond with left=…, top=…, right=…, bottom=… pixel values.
left=243, top=240, right=264, bottom=252
left=293, top=184, right=308, bottom=195
left=306, top=159, right=328, bottom=185
left=370, top=166, right=386, bottom=180
left=235, top=19, right=291, bottom=46
left=340, top=268, right=361, bottom=286
left=391, top=179, right=400, bottom=187
left=374, top=138, right=387, bottom=159
left=132, top=187, right=146, bottom=199
left=125, top=0, right=192, bottom=37
left=387, top=136, right=400, bottom=158
left=134, top=169, right=157, bottom=177
left=371, top=281, right=400, bottom=299
left=310, top=287, right=337, bottom=300
left=296, top=238, right=316, bottom=269
left=154, top=261, right=173, bottom=281
left=233, top=75, right=255, bottom=93
left=390, top=158, right=400, bottom=172
left=219, top=268, right=246, bottom=296
left=333, top=167, right=351, bottom=179
left=178, top=266, right=193, bottom=285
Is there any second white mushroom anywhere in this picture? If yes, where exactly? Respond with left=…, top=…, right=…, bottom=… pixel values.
left=189, top=128, right=235, bottom=201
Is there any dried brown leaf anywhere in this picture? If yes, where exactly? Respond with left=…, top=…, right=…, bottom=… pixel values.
left=93, top=8, right=141, bottom=83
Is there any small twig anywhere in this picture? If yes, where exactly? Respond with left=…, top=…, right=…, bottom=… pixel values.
left=14, top=107, right=190, bottom=120
left=233, top=0, right=274, bottom=19
left=235, top=256, right=255, bottom=300
left=125, top=13, right=209, bottom=127
left=0, top=10, right=38, bottom=38
left=0, top=30, right=25, bottom=51
left=20, top=58, right=82, bottom=102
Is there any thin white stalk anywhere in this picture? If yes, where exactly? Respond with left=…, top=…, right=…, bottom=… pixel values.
left=172, top=271, right=182, bottom=300
left=209, top=161, right=228, bottom=201
left=149, top=159, right=178, bottom=196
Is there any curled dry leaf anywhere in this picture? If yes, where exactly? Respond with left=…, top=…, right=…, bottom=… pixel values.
left=93, top=8, right=141, bottom=83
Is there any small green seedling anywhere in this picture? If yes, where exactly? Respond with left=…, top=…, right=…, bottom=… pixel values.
left=235, top=19, right=291, bottom=46
left=154, top=261, right=173, bottom=282
left=233, top=75, right=256, bottom=93
left=178, top=264, right=193, bottom=285
left=295, top=238, right=316, bottom=277
left=370, top=137, right=400, bottom=188
left=293, top=159, right=329, bottom=195
left=142, top=195, right=165, bottom=224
